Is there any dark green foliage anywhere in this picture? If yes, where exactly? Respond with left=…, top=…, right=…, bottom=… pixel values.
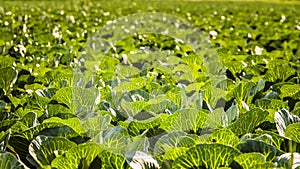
left=0, top=0, right=299, bottom=168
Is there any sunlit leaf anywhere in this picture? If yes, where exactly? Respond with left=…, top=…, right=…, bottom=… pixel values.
left=0, top=67, right=18, bottom=95
left=234, top=153, right=266, bottom=169
left=227, top=109, right=268, bottom=136
left=209, top=129, right=239, bottom=147
left=51, top=143, right=102, bottom=169
left=173, top=143, right=241, bottom=169
left=285, top=123, right=300, bottom=143
left=29, top=135, right=76, bottom=167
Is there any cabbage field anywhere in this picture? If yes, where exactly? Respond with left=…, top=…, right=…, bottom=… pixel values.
left=0, top=0, right=300, bottom=168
